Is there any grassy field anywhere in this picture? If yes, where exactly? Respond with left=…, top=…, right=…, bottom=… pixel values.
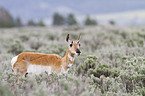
left=0, top=25, right=145, bottom=96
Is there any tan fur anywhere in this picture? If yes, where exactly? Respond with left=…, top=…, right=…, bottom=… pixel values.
left=12, top=34, right=81, bottom=76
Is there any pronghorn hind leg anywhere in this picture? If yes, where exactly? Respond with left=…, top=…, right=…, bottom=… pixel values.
left=13, top=60, right=27, bottom=77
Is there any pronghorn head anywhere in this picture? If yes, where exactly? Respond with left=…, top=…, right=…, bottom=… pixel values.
left=66, top=34, right=81, bottom=56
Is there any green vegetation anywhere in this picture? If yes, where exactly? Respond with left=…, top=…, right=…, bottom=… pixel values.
left=66, top=14, right=78, bottom=26
left=0, top=7, right=45, bottom=27
left=109, top=20, right=115, bottom=25
left=0, top=7, right=15, bottom=27
left=27, top=20, right=45, bottom=27
left=84, top=16, right=97, bottom=26
left=14, top=17, right=22, bottom=27
left=0, top=7, right=100, bottom=27
left=0, top=25, right=145, bottom=96
left=52, top=13, right=78, bottom=26
left=52, top=12, right=65, bottom=26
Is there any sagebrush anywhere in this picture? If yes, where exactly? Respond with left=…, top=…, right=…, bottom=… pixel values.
left=0, top=25, right=145, bottom=96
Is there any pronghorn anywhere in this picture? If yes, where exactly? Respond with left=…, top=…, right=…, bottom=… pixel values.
left=11, top=34, right=81, bottom=76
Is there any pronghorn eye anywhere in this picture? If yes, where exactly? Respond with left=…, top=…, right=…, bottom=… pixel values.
left=70, top=44, right=73, bottom=47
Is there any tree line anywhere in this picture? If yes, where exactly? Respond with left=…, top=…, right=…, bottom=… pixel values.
left=0, top=7, right=115, bottom=28
left=0, top=7, right=45, bottom=27
left=52, top=12, right=97, bottom=26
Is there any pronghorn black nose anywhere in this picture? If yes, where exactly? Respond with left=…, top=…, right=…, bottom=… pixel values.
left=76, top=49, right=81, bottom=55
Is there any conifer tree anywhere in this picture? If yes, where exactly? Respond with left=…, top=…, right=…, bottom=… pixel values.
left=66, top=13, right=77, bottom=26
left=15, top=17, right=22, bottom=27
left=84, top=16, right=97, bottom=26
left=52, top=12, right=64, bottom=26
left=0, top=7, right=14, bottom=27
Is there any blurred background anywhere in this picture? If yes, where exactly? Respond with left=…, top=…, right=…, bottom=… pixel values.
left=0, top=0, right=145, bottom=27
left=1, top=1, right=145, bottom=95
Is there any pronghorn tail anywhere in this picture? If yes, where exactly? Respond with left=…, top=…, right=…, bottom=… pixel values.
left=11, top=56, right=18, bottom=68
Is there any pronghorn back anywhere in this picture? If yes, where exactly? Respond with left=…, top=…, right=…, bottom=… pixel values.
left=15, top=52, right=62, bottom=66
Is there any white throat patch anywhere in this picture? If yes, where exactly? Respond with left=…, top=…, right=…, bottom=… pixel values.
left=68, top=54, right=74, bottom=61
left=69, top=48, right=74, bottom=54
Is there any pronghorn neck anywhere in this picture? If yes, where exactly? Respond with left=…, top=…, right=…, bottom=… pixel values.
left=62, top=48, right=75, bottom=70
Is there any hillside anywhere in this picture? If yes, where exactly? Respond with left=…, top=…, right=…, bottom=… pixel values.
left=0, top=25, right=145, bottom=96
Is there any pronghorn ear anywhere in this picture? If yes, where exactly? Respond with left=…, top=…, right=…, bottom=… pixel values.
left=77, top=34, right=80, bottom=41
left=66, top=34, right=70, bottom=42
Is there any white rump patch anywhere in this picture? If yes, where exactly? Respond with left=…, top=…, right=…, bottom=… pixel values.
left=27, top=64, right=51, bottom=75
left=68, top=54, right=74, bottom=61
left=11, top=56, right=18, bottom=68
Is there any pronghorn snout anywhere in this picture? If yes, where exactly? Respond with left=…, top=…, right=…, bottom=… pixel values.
left=76, top=49, right=81, bottom=56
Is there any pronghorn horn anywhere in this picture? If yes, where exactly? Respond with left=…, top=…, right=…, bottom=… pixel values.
left=66, top=34, right=70, bottom=42
left=77, top=34, right=80, bottom=41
